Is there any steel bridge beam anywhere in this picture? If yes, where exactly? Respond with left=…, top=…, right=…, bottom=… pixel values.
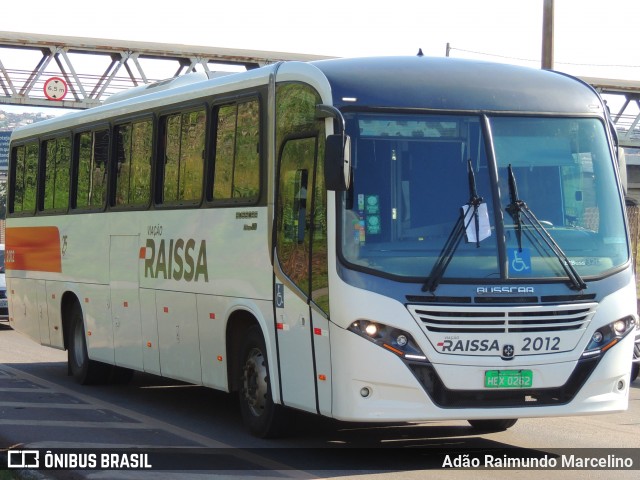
left=581, top=76, right=640, bottom=149
left=0, top=31, right=331, bottom=110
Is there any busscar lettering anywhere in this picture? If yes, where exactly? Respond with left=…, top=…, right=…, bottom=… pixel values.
left=144, top=238, right=208, bottom=282
left=477, top=286, right=535, bottom=295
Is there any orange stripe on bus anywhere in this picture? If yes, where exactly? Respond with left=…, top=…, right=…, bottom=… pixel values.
left=5, top=226, right=62, bottom=273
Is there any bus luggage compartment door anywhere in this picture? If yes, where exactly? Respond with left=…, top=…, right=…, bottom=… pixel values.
left=110, top=235, right=143, bottom=370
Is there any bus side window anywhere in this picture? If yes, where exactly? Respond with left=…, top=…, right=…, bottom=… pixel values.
left=212, top=99, right=260, bottom=202
left=42, top=136, right=71, bottom=212
left=76, top=129, right=109, bottom=209
left=114, top=120, right=152, bottom=207
left=10, top=144, right=38, bottom=214
left=162, top=108, right=205, bottom=205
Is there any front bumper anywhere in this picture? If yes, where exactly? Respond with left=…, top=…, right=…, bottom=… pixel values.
left=329, top=324, right=633, bottom=422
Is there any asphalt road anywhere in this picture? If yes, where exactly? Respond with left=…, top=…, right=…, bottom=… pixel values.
left=0, top=323, right=638, bottom=480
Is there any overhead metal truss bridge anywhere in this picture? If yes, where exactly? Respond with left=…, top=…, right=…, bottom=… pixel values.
left=1, top=31, right=639, bottom=150
left=0, top=31, right=329, bottom=110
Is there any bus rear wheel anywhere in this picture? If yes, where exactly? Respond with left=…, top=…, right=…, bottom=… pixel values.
left=238, top=325, right=289, bottom=438
left=68, top=303, right=111, bottom=385
left=468, top=419, right=518, bottom=432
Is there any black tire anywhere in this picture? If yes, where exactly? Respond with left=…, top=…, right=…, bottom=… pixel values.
left=238, top=325, right=289, bottom=438
left=468, top=419, right=518, bottom=432
left=68, top=303, right=111, bottom=385
left=631, top=363, right=639, bottom=383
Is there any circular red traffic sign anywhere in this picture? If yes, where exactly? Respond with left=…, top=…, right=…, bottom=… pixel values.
left=44, top=77, right=68, bottom=101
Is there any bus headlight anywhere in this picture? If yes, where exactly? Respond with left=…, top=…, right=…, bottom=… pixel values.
left=348, top=320, right=428, bottom=361
left=581, top=316, right=636, bottom=358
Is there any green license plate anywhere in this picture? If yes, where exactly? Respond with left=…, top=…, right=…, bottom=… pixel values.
left=485, top=370, right=533, bottom=388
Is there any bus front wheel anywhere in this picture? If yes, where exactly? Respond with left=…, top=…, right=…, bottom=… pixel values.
left=238, top=325, right=289, bottom=438
left=68, top=303, right=110, bottom=385
left=468, top=419, right=518, bottom=432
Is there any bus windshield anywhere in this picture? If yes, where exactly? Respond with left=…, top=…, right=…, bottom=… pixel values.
left=340, top=113, right=628, bottom=282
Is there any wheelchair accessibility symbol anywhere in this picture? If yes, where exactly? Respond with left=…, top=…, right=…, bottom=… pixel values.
left=275, top=283, right=285, bottom=308
left=508, top=248, right=532, bottom=275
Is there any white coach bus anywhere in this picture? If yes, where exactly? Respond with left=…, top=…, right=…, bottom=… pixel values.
left=6, top=56, right=637, bottom=437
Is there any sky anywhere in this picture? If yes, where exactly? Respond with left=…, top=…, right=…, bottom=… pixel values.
left=1, top=0, right=639, bottom=114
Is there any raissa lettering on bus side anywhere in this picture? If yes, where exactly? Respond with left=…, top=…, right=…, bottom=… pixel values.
left=144, top=226, right=209, bottom=282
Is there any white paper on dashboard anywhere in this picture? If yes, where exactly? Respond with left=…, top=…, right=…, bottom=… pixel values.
left=462, top=202, right=491, bottom=243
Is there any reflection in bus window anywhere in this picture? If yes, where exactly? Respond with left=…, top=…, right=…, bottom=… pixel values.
left=11, top=141, right=38, bottom=214
left=213, top=100, right=260, bottom=201
left=43, top=136, right=71, bottom=211
left=115, top=120, right=152, bottom=207
left=278, top=140, right=315, bottom=295
left=162, top=109, right=205, bottom=204
left=76, top=129, right=109, bottom=209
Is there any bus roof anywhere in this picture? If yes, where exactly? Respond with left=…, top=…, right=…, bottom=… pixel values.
left=312, top=56, right=604, bottom=114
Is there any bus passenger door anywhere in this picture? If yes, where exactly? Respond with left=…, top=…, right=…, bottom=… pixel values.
left=275, top=136, right=330, bottom=414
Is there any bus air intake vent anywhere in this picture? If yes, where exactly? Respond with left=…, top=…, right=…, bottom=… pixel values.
left=407, top=303, right=597, bottom=334
left=474, top=296, right=537, bottom=304
left=540, top=294, right=596, bottom=303
left=405, top=295, right=472, bottom=304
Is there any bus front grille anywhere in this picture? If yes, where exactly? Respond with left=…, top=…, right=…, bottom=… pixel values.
left=408, top=303, right=597, bottom=334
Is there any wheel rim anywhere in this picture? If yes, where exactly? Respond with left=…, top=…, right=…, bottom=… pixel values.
left=72, top=318, right=86, bottom=368
left=242, top=347, right=268, bottom=417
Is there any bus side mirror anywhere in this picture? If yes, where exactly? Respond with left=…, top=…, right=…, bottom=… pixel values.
left=325, top=134, right=351, bottom=191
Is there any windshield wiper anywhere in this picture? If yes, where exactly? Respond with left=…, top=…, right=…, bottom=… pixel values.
left=422, top=160, right=484, bottom=292
left=505, top=164, right=587, bottom=291
left=506, top=164, right=524, bottom=252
